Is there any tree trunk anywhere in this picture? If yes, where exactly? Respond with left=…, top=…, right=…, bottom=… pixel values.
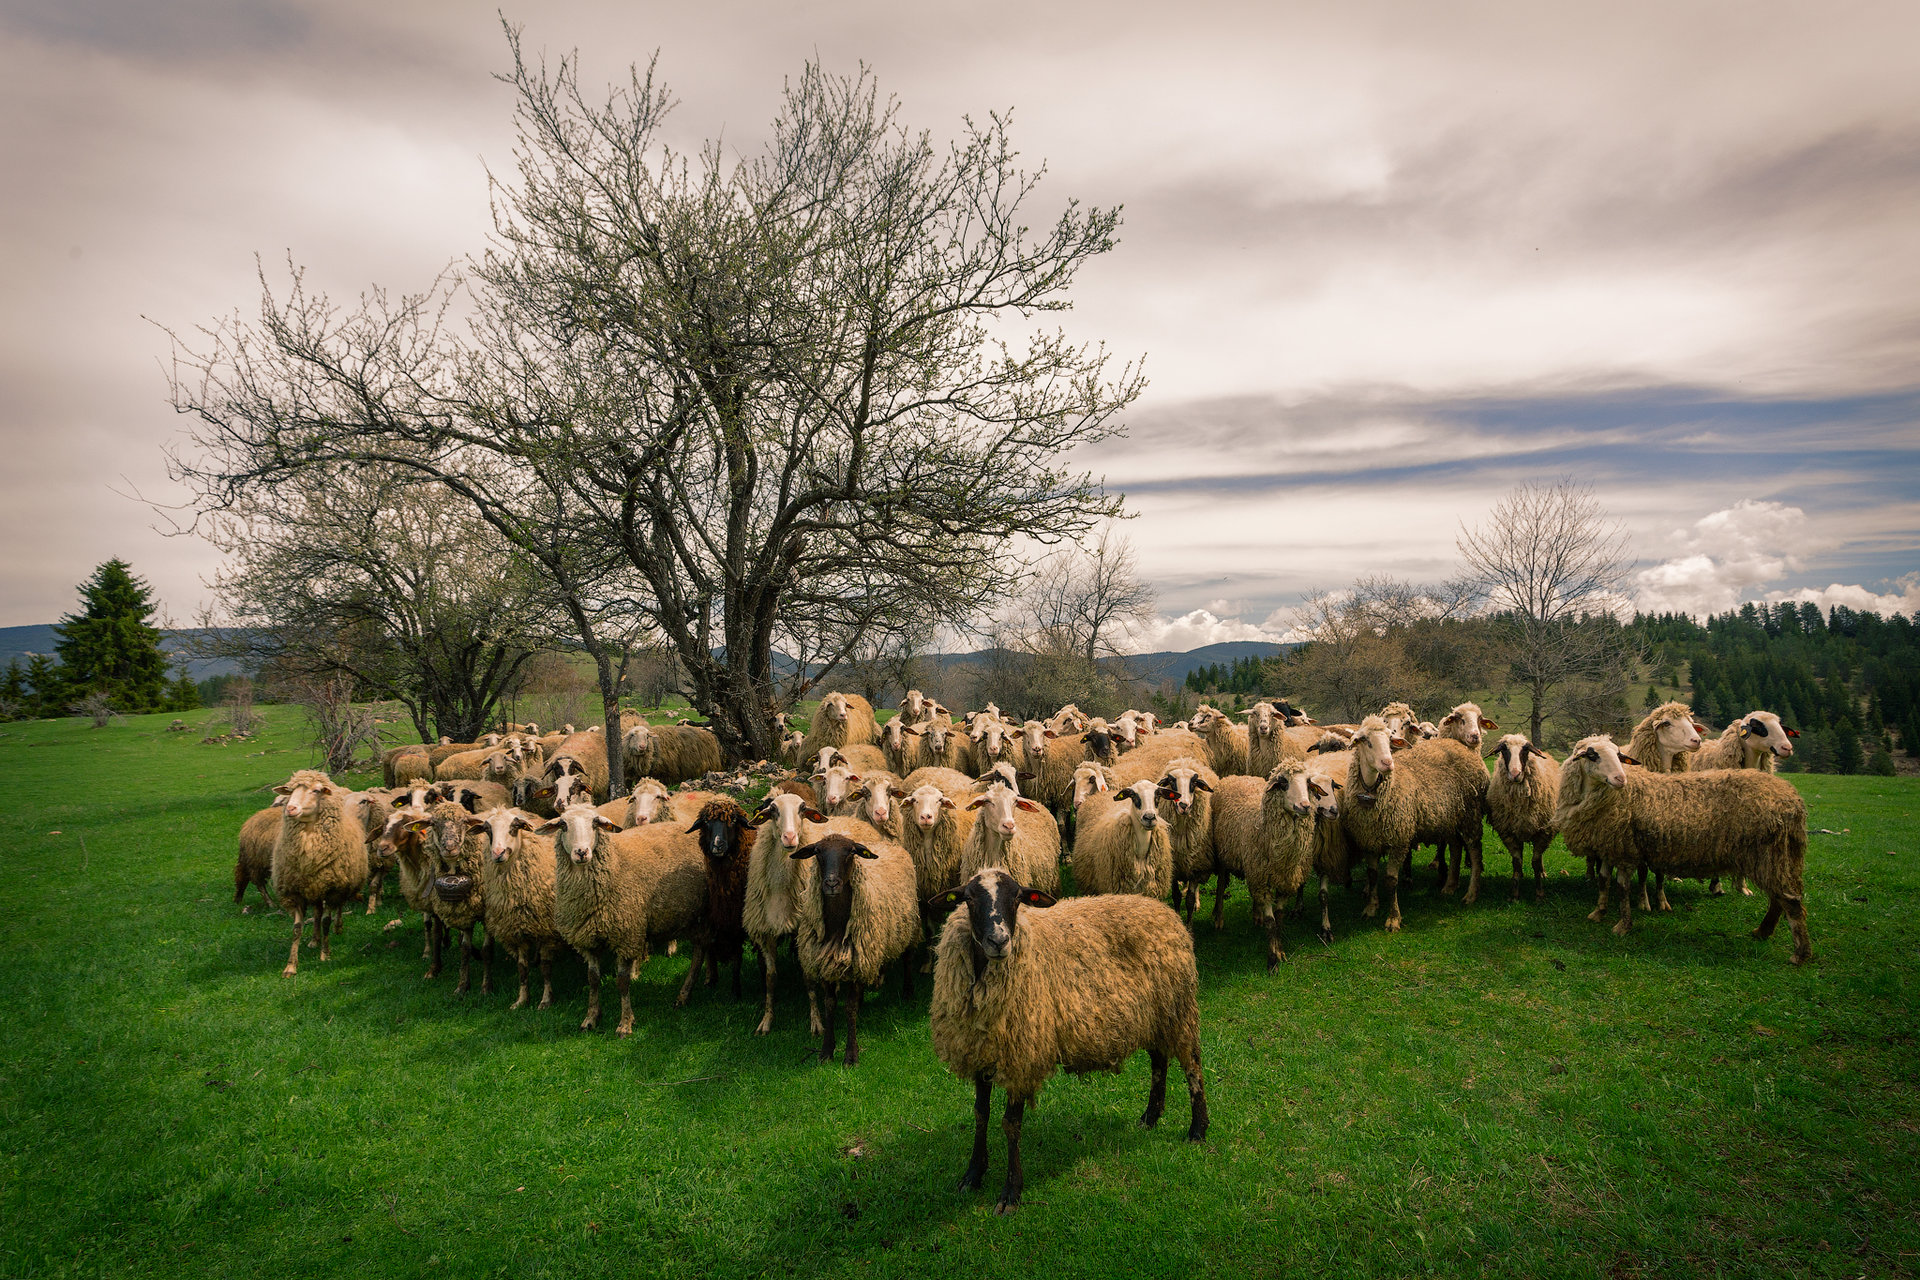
left=1530, top=675, right=1545, bottom=745
left=594, top=648, right=626, bottom=798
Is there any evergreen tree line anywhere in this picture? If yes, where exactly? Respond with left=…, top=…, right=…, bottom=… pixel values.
left=1183, top=655, right=1273, bottom=696
left=0, top=560, right=201, bottom=721
left=1630, top=602, right=1917, bottom=776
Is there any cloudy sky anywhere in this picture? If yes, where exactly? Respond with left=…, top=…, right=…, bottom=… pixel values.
left=3, top=0, right=1917, bottom=647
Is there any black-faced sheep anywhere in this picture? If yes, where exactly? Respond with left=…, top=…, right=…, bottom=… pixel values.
left=929, top=869, right=1208, bottom=1214
left=684, top=797, right=757, bottom=1004
left=792, top=831, right=920, bottom=1066
left=270, top=770, right=369, bottom=977
left=1556, top=735, right=1811, bottom=964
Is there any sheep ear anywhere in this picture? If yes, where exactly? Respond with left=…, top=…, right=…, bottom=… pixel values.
left=889, top=786, right=909, bottom=798
left=852, top=844, right=877, bottom=859
left=789, top=845, right=817, bottom=861
left=1481, top=718, right=1498, bottom=730
left=463, top=817, right=489, bottom=832
left=1013, top=797, right=1043, bottom=813
left=684, top=818, right=706, bottom=834
left=388, top=793, right=409, bottom=806
left=1617, top=752, right=1640, bottom=766
left=273, top=784, right=293, bottom=795
left=1390, top=736, right=1408, bottom=749
left=966, top=795, right=990, bottom=810
left=1306, top=779, right=1327, bottom=798
left=927, top=889, right=963, bottom=911
left=1191, top=778, right=1213, bottom=792
left=1784, top=726, right=1800, bottom=737
left=938, top=796, right=955, bottom=809
left=1019, top=888, right=1057, bottom=908
left=800, top=807, right=828, bottom=822
left=1017, top=770, right=1035, bottom=780
left=593, top=815, right=620, bottom=831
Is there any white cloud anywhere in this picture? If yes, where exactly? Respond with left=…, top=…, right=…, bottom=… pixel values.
left=1762, top=574, right=1920, bottom=618
left=1124, top=609, right=1286, bottom=653
left=1633, top=499, right=1811, bottom=615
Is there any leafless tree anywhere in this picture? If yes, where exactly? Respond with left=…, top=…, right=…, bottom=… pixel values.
left=164, top=28, right=1141, bottom=766
left=219, top=675, right=260, bottom=735
left=1025, top=528, right=1158, bottom=665
left=286, top=671, right=381, bottom=774
left=1458, top=480, right=1636, bottom=744
left=193, top=464, right=557, bottom=742
left=1278, top=576, right=1493, bottom=723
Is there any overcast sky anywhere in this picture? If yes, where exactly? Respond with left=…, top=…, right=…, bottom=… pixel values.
left=3, top=0, right=1917, bottom=646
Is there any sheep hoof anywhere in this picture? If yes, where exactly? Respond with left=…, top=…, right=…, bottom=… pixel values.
left=241, top=905, right=253, bottom=915
left=1741, top=886, right=1755, bottom=897
left=994, top=1197, right=1020, bottom=1216
left=1792, top=948, right=1812, bottom=966
left=615, top=1023, right=633, bottom=1038
left=1317, top=927, right=1333, bottom=944
left=1384, top=918, right=1401, bottom=934
left=1612, top=920, right=1631, bottom=938
left=510, top=994, right=529, bottom=1011
left=753, top=1019, right=773, bottom=1036
left=1361, top=903, right=1378, bottom=919
left=1462, top=889, right=1477, bottom=905
left=281, top=963, right=297, bottom=978
left=1535, top=889, right=1546, bottom=903
left=580, top=1016, right=598, bottom=1032
left=957, top=1170, right=984, bottom=1192
left=1585, top=908, right=1605, bottom=923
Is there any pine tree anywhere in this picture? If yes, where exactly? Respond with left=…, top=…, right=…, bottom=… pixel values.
left=23, top=654, right=61, bottom=718
left=1835, top=723, right=1864, bottom=775
left=1869, top=745, right=1897, bottom=776
left=1644, top=684, right=1661, bottom=709
left=52, top=559, right=170, bottom=714
left=165, top=669, right=200, bottom=712
left=1906, top=714, right=1920, bottom=760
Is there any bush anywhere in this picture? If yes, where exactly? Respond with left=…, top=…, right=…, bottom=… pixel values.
left=1869, top=747, right=1898, bottom=776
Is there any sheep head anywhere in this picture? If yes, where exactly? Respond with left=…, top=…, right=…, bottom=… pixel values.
left=536, top=803, right=620, bottom=862
left=929, top=868, right=1056, bottom=967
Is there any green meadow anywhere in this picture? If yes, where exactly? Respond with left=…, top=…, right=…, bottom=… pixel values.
left=1, top=707, right=1915, bottom=1279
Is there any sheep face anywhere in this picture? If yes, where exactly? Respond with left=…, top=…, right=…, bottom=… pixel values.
left=967, top=782, right=1043, bottom=838
left=537, top=804, right=620, bottom=862
left=907, top=784, right=956, bottom=829
left=1438, top=702, right=1497, bottom=749
left=391, top=783, right=434, bottom=811
left=275, top=773, right=339, bottom=821
left=1111, top=712, right=1141, bottom=747
left=380, top=806, right=430, bottom=860
left=1083, top=718, right=1115, bottom=760
left=1566, top=736, right=1632, bottom=790
left=1351, top=717, right=1404, bottom=788
left=791, top=832, right=875, bottom=943
left=466, top=806, right=539, bottom=863
left=758, top=790, right=827, bottom=850
left=1119, top=780, right=1163, bottom=831
left=810, top=747, right=845, bottom=777
left=1306, top=772, right=1343, bottom=820
left=1020, top=720, right=1055, bottom=755
left=624, top=722, right=654, bottom=756
left=1245, top=702, right=1278, bottom=739
left=974, top=719, right=1012, bottom=760
left=1266, top=763, right=1312, bottom=816
left=1739, top=711, right=1798, bottom=759
left=818, top=763, right=860, bottom=810
left=932, top=868, right=1056, bottom=964
left=926, top=722, right=954, bottom=755
left=1157, top=764, right=1213, bottom=816
left=1489, top=733, right=1545, bottom=783
left=901, top=690, right=930, bottom=721
left=820, top=693, right=853, bottom=725
left=856, top=776, right=905, bottom=828
left=626, top=779, right=673, bottom=825
left=1070, top=763, right=1111, bottom=808
left=547, top=773, right=591, bottom=811
left=687, top=803, right=753, bottom=863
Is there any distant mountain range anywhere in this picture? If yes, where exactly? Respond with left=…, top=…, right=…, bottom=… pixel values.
left=0, top=624, right=1289, bottom=689
left=0, top=624, right=245, bottom=680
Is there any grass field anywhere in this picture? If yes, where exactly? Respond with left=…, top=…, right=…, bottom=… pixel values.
left=2, top=707, right=1916, bottom=1279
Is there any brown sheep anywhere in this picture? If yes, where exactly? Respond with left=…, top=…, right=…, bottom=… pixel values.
left=269, top=771, right=369, bottom=977
left=1483, top=734, right=1560, bottom=902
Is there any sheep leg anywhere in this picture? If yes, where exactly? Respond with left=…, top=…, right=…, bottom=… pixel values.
left=314, top=906, right=333, bottom=964
left=1180, top=1043, right=1209, bottom=1142
left=900, top=948, right=916, bottom=1000
left=1264, top=902, right=1287, bottom=972
left=994, top=1096, right=1027, bottom=1215
left=479, top=932, right=495, bottom=996
left=842, top=983, right=862, bottom=1067
left=1655, top=872, right=1672, bottom=912
left=1613, top=867, right=1635, bottom=938
left=511, top=946, right=532, bottom=1010
left=365, top=872, right=381, bottom=916
left=819, top=984, right=839, bottom=1062
left=537, top=944, right=555, bottom=1010
left=1532, top=841, right=1547, bottom=902
left=806, top=979, right=826, bottom=1039
left=1212, top=871, right=1231, bottom=931
left=1786, top=897, right=1812, bottom=965
left=1587, top=869, right=1613, bottom=922
left=1442, top=842, right=1461, bottom=895
left=455, top=924, right=475, bottom=995
left=580, top=952, right=602, bottom=1031
left=1636, top=865, right=1652, bottom=912
left=674, top=942, right=706, bottom=1009
left=1505, top=836, right=1524, bottom=902
left=1361, top=855, right=1380, bottom=918
left=426, top=916, right=445, bottom=979
left=1142, top=1050, right=1168, bottom=1127
left=233, top=861, right=248, bottom=906
left=1318, top=876, right=1335, bottom=944
left=1737, top=875, right=1753, bottom=897
left=959, top=1076, right=992, bottom=1191
left=704, top=949, right=718, bottom=988
left=1708, top=875, right=1725, bottom=896
left=1463, top=841, right=1483, bottom=905
left=1382, top=854, right=1403, bottom=933
left=618, top=953, right=644, bottom=1036
left=282, top=906, right=305, bottom=977
left=753, top=941, right=778, bottom=1035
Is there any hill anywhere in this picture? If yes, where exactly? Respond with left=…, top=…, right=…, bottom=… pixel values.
left=0, top=623, right=244, bottom=679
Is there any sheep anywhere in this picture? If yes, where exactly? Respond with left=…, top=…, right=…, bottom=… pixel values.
left=1690, top=709, right=1801, bottom=897
left=1069, top=779, right=1175, bottom=900
left=778, top=730, right=809, bottom=769
left=233, top=801, right=283, bottom=912
left=901, top=779, right=981, bottom=922
left=1208, top=764, right=1311, bottom=962
left=467, top=807, right=563, bottom=1009
left=968, top=715, right=1020, bottom=779
left=544, top=731, right=611, bottom=802
left=1338, top=717, right=1487, bottom=932
left=899, top=689, right=950, bottom=725
left=1379, top=702, right=1419, bottom=737
left=683, top=798, right=758, bottom=1003
left=269, top=770, right=370, bottom=977
left=790, top=831, right=920, bottom=1066
left=811, top=743, right=889, bottom=777
left=1153, top=756, right=1221, bottom=925
left=1026, top=727, right=1102, bottom=814
left=929, top=868, right=1208, bottom=1213
left=834, top=770, right=907, bottom=841
left=803, top=691, right=881, bottom=754
left=1302, top=762, right=1353, bottom=938
left=1435, top=701, right=1497, bottom=750
left=1068, top=760, right=1116, bottom=810
left=597, top=777, right=671, bottom=829
left=880, top=716, right=926, bottom=775
left=431, top=779, right=510, bottom=813
left=1629, top=702, right=1705, bottom=774
left=970, top=761, right=1031, bottom=797
left=1483, top=734, right=1560, bottom=902
left=425, top=739, right=485, bottom=768
left=1186, top=704, right=1250, bottom=776
left=960, top=781, right=1062, bottom=896
left=542, top=803, right=712, bottom=1034
left=1555, top=735, right=1812, bottom=964
left=434, top=746, right=506, bottom=783
left=1244, top=701, right=1299, bottom=779
left=916, top=719, right=972, bottom=774
left=904, top=765, right=976, bottom=794
left=623, top=719, right=725, bottom=786
left=382, top=744, right=432, bottom=786
left=1109, top=728, right=1209, bottom=789
left=377, top=804, right=444, bottom=964
left=420, top=799, right=495, bottom=995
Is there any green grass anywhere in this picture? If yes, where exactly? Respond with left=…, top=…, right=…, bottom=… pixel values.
left=2, top=708, right=1917, bottom=1279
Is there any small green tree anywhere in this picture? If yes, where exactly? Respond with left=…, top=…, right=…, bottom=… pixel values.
left=23, top=654, right=61, bottom=719
left=52, top=559, right=170, bottom=714
left=1868, top=746, right=1897, bottom=776
left=164, top=667, right=200, bottom=712
left=1644, top=684, right=1662, bottom=709
left=1835, top=723, right=1864, bottom=775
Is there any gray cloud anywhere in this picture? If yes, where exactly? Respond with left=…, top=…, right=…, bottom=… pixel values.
left=1, top=0, right=1916, bottom=627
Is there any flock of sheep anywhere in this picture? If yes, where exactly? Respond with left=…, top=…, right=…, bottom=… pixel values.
left=231, top=688, right=1812, bottom=1212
